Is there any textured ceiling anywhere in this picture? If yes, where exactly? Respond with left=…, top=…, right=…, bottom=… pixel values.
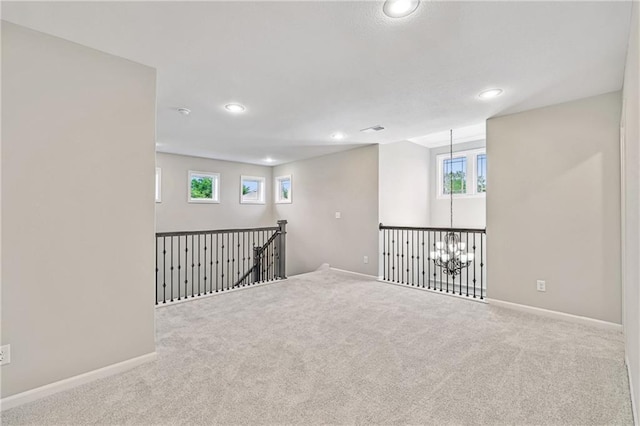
left=2, top=1, right=632, bottom=164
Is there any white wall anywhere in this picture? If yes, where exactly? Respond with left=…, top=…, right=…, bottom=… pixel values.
left=622, top=2, right=640, bottom=420
left=155, top=153, right=275, bottom=232
left=1, top=23, right=156, bottom=397
left=429, top=140, right=486, bottom=229
left=379, top=141, right=430, bottom=227
left=487, top=91, right=622, bottom=324
left=273, top=145, right=379, bottom=276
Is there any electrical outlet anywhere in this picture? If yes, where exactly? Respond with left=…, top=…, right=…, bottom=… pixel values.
left=0, top=344, right=11, bottom=366
left=335, top=212, right=341, bottom=219
left=363, top=256, right=369, bottom=264
left=536, top=280, right=546, bottom=292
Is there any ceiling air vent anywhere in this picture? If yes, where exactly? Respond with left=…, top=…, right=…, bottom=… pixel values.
left=360, top=125, right=385, bottom=133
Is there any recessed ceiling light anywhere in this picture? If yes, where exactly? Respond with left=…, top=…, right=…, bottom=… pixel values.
left=331, top=132, right=346, bottom=140
left=478, top=89, right=504, bottom=100
left=383, top=0, right=420, bottom=18
left=177, top=108, right=191, bottom=115
left=225, top=103, right=246, bottom=113
left=264, top=157, right=275, bottom=163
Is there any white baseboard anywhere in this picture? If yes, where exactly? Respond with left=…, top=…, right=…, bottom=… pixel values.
left=329, top=267, right=379, bottom=280
left=0, top=352, right=157, bottom=411
left=378, top=278, right=487, bottom=303
left=155, top=279, right=286, bottom=308
left=487, top=298, right=623, bottom=332
left=627, top=355, right=638, bottom=426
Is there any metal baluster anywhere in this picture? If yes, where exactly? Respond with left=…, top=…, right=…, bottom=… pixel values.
left=170, top=236, right=174, bottom=302
left=480, top=232, right=484, bottom=300
left=184, top=235, right=189, bottom=298
left=226, top=232, right=230, bottom=290
left=446, top=231, right=449, bottom=293
left=421, top=231, right=425, bottom=288
left=382, top=228, right=386, bottom=281
left=268, top=240, right=271, bottom=281
left=250, top=231, right=255, bottom=285
left=242, top=232, right=247, bottom=286
left=466, top=232, right=469, bottom=297
left=215, top=234, right=219, bottom=293
left=401, top=230, right=404, bottom=284
left=197, top=234, right=201, bottom=296
left=473, top=233, right=477, bottom=298
left=155, top=237, right=159, bottom=305
left=177, top=236, right=181, bottom=300
left=191, top=235, right=195, bottom=298
left=387, top=229, right=393, bottom=281
left=439, top=231, right=443, bottom=291
left=203, top=234, right=208, bottom=295
left=427, top=231, right=431, bottom=289
left=459, top=231, right=463, bottom=295
left=413, top=230, right=417, bottom=286
left=162, top=236, right=167, bottom=303
left=392, top=230, right=396, bottom=282
left=210, top=233, right=213, bottom=292
left=432, top=232, right=436, bottom=290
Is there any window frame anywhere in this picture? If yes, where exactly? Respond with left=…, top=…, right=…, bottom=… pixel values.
left=476, top=153, right=487, bottom=194
left=275, top=175, right=292, bottom=204
left=240, top=175, right=266, bottom=205
left=436, top=148, right=486, bottom=199
left=188, top=170, right=220, bottom=204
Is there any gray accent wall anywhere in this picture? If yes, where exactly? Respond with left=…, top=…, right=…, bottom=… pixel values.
left=622, top=2, right=640, bottom=420
left=487, top=91, right=622, bottom=324
left=274, top=145, right=379, bottom=276
left=155, top=153, right=275, bottom=232
left=1, top=23, right=156, bottom=397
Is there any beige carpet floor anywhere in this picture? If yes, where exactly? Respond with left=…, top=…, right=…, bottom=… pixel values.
left=2, top=269, right=633, bottom=425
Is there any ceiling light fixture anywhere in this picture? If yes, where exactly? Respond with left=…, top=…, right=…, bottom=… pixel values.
left=478, top=88, right=503, bottom=100
left=264, top=157, right=275, bottom=163
left=177, top=108, right=191, bottom=115
left=331, top=132, right=346, bottom=140
left=225, top=103, right=246, bottom=113
left=361, top=125, right=385, bottom=133
left=383, top=0, right=420, bottom=18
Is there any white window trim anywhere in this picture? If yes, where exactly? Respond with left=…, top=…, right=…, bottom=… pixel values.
left=240, top=175, right=266, bottom=205
left=188, top=170, right=220, bottom=204
left=155, top=167, right=162, bottom=203
left=275, top=175, right=292, bottom=204
left=436, top=148, right=486, bottom=199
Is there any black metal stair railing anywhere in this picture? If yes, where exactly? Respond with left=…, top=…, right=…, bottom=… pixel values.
left=155, top=220, right=287, bottom=305
left=379, top=223, right=486, bottom=299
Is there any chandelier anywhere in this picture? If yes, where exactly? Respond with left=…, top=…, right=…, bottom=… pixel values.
left=430, top=129, right=474, bottom=277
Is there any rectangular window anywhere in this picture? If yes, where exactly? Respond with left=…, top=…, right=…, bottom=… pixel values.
left=240, top=175, right=266, bottom=204
left=477, top=154, right=487, bottom=193
left=443, top=157, right=467, bottom=195
left=275, top=175, right=292, bottom=204
left=188, top=171, right=220, bottom=203
left=437, top=148, right=486, bottom=198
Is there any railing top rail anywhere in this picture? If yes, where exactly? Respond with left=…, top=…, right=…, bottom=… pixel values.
left=156, top=226, right=279, bottom=237
left=379, top=223, right=486, bottom=233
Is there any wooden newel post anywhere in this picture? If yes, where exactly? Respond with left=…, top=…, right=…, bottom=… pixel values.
left=277, top=220, right=287, bottom=279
